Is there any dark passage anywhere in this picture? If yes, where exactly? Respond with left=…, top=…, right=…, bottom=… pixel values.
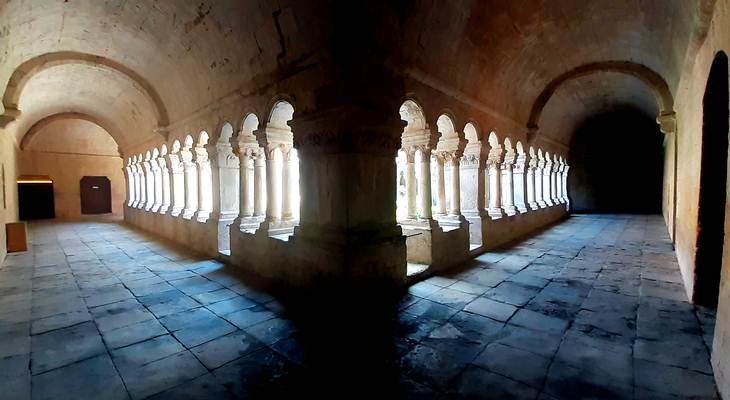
left=695, top=52, right=729, bottom=307
left=568, top=108, right=664, bottom=213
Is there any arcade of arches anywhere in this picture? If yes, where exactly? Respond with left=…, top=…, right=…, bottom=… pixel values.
left=2, top=1, right=730, bottom=398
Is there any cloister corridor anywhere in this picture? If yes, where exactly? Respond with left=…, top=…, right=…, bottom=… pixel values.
left=0, top=215, right=717, bottom=399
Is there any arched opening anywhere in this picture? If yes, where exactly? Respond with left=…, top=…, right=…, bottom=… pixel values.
left=262, top=100, right=298, bottom=240
left=195, top=131, right=213, bottom=222
left=568, top=108, right=664, bottom=213
left=501, top=138, right=517, bottom=216
left=462, top=122, right=484, bottom=248
left=695, top=52, right=729, bottom=307
left=236, top=113, right=266, bottom=232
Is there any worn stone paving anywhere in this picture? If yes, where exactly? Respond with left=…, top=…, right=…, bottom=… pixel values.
left=0, top=215, right=719, bottom=399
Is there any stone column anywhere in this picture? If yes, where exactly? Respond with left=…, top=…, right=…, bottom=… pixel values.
left=450, top=156, right=461, bottom=216
left=157, top=154, right=171, bottom=214
left=265, top=148, right=279, bottom=221
left=419, top=147, right=433, bottom=219
left=281, top=146, right=294, bottom=221
left=151, top=158, right=162, bottom=212
left=406, top=149, right=417, bottom=219
left=526, top=155, right=539, bottom=210
left=195, top=145, right=213, bottom=222
left=435, top=155, right=447, bottom=215
left=125, top=163, right=134, bottom=207
left=513, top=151, right=528, bottom=213
left=543, top=156, right=554, bottom=206
left=181, top=149, right=198, bottom=220
left=143, top=158, right=155, bottom=211
left=501, top=155, right=517, bottom=216
left=556, top=161, right=564, bottom=204
left=535, top=154, right=547, bottom=208
left=487, top=158, right=504, bottom=218
left=562, top=164, right=570, bottom=203
left=253, top=152, right=265, bottom=217
left=132, top=163, right=140, bottom=208
left=238, top=150, right=252, bottom=219
left=167, top=152, right=185, bottom=217
left=550, top=157, right=558, bottom=204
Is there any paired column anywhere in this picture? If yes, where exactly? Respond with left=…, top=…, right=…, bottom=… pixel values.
left=450, top=155, right=461, bottom=216
left=265, top=147, right=280, bottom=221
left=143, top=158, right=155, bottom=211
left=535, top=155, right=547, bottom=208
left=418, top=147, right=433, bottom=219
left=195, top=146, right=213, bottom=222
left=562, top=163, right=570, bottom=203
left=253, top=153, right=266, bottom=217
left=134, top=163, right=143, bottom=208
left=435, top=155, right=447, bottom=216
left=237, top=149, right=253, bottom=220
left=543, top=156, right=554, bottom=206
left=157, top=154, right=171, bottom=214
left=513, top=152, right=528, bottom=213
left=405, top=150, right=417, bottom=219
left=501, top=156, right=517, bottom=216
left=526, top=155, right=539, bottom=210
left=281, top=147, right=294, bottom=221
left=151, top=158, right=163, bottom=212
left=487, top=158, right=504, bottom=218
left=125, top=163, right=135, bottom=207
left=181, top=149, right=198, bottom=219
left=167, top=152, right=185, bottom=217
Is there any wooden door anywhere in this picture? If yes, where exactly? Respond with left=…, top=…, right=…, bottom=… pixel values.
left=80, top=176, right=112, bottom=214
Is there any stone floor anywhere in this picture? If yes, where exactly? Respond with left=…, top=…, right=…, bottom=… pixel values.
left=0, top=214, right=719, bottom=399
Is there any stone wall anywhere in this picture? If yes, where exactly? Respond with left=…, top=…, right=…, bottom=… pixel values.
left=0, top=129, right=19, bottom=265
left=668, top=0, right=730, bottom=395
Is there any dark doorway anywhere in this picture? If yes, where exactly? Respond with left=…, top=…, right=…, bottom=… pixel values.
left=568, top=108, right=665, bottom=213
left=80, top=176, right=112, bottom=215
left=695, top=52, right=729, bottom=307
left=18, top=176, right=55, bottom=220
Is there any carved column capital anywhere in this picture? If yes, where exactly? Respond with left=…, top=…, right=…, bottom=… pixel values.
left=656, top=111, right=676, bottom=134
left=290, top=106, right=405, bottom=156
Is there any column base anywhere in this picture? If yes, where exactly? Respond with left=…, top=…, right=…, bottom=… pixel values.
left=537, top=201, right=547, bottom=208
left=487, top=207, right=505, bottom=219
left=528, top=202, right=540, bottom=211
left=502, top=205, right=517, bottom=216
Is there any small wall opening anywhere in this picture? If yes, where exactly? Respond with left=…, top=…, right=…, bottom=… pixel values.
left=18, top=175, right=55, bottom=220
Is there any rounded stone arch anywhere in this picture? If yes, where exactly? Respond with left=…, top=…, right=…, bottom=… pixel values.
left=240, top=113, right=260, bottom=137
left=152, top=147, right=160, bottom=159
left=436, top=113, right=458, bottom=139
left=183, top=134, right=195, bottom=150
left=399, top=99, right=428, bottom=132
left=265, top=96, right=296, bottom=129
left=1, top=51, right=169, bottom=127
left=160, top=144, right=168, bottom=157
left=171, top=139, right=182, bottom=154
left=516, top=141, right=526, bottom=155
left=145, top=150, right=152, bottom=162
left=527, top=61, right=675, bottom=142
left=218, top=122, right=235, bottom=144
left=529, top=146, right=536, bottom=158
left=463, top=122, right=480, bottom=143
left=19, top=111, right=123, bottom=151
left=487, top=131, right=501, bottom=149
left=197, top=131, right=210, bottom=147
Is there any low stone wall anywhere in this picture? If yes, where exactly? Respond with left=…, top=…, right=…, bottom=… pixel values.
left=124, top=206, right=226, bottom=257
left=477, top=204, right=569, bottom=252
